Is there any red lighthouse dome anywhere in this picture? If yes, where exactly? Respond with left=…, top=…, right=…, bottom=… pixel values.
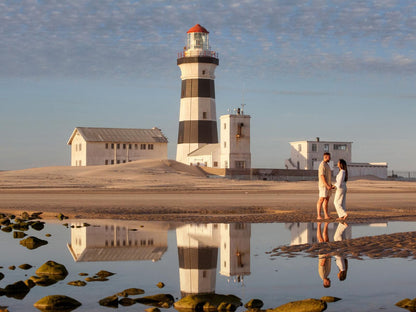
left=187, top=24, right=209, bottom=34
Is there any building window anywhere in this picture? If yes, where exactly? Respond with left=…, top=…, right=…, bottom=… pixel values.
left=79, top=144, right=82, bottom=151
left=224, top=123, right=226, bottom=129
left=105, top=160, right=108, bottom=165
left=117, top=160, right=120, bottom=164
left=135, top=144, right=138, bottom=149
left=224, top=161, right=228, bottom=168
left=117, top=144, right=120, bottom=149
left=202, top=70, right=206, bottom=75
left=312, top=144, right=317, bottom=152
left=334, top=144, right=347, bottom=150
left=129, top=144, right=132, bottom=149
left=148, top=239, right=154, bottom=246
left=111, top=143, right=114, bottom=149
left=213, top=161, right=218, bottom=167
left=141, top=144, right=146, bottom=150
left=202, top=270, right=207, bottom=278
left=235, top=161, right=246, bottom=168
left=111, top=160, right=114, bottom=165
left=298, top=144, right=302, bottom=152
left=202, top=112, right=207, bottom=119
left=324, top=144, right=329, bottom=152
left=123, top=144, right=126, bottom=149
left=140, top=240, right=146, bottom=246
left=105, top=143, right=108, bottom=149
left=148, top=144, right=154, bottom=150
left=224, top=141, right=226, bottom=148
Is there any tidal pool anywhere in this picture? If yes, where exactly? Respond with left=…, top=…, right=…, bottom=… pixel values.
left=0, top=218, right=415, bottom=311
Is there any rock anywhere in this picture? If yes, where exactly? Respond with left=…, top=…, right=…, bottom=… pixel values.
left=34, top=295, right=81, bottom=311
left=95, top=270, right=115, bottom=277
left=30, top=212, right=43, bottom=219
left=13, top=231, right=27, bottom=239
left=30, top=275, right=59, bottom=287
left=18, top=264, right=33, bottom=270
left=0, top=306, right=9, bottom=312
left=8, top=266, right=15, bottom=270
left=36, top=261, right=68, bottom=278
left=85, top=276, right=108, bottom=282
left=136, top=294, right=175, bottom=308
left=45, top=234, right=51, bottom=237
left=245, top=299, right=264, bottom=309
left=20, top=236, right=48, bottom=250
left=0, top=218, right=10, bottom=226
left=30, top=221, right=45, bottom=231
left=119, top=297, right=136, bottom=306
left=116, top=288, right=145, bottom=297
left=78, top=272, right=88, bottom=276
left=266, top=298, right=327, bottom=312
left=396, top=298, right=416, bottom=310
left=217, top=302, right=238, bottom=311
left=174, top=294, right=242, bottom=311
left=21, top=212, right=30, bottom=220
left=57, top=213, right=68, bottom=220
left=320, top=296, right=341, bottom=303
left=4, top=281, right=30, bottom=299
left=1, top=226, right=12, bottom=233
left=67, top=280, right=87, bottom=287
left=156, top=282, right=165, bottom=288
left=24, top=279, right=36, bottom=289
left=0, top=273, right=3, bottom=281
left=99, top=295, right=119, bottom=308
left=145, top=308, right=161, bottom=312
left=11, top=222, right=29, bottom=231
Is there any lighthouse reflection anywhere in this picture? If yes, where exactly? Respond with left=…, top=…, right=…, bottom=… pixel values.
left=67, top=221, right=251, bottom=297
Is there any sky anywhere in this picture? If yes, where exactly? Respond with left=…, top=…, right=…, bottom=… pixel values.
left=1, top=0, right=416, bottom=171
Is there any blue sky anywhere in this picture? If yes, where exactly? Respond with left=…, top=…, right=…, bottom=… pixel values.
left=1, top=0, right=415, bottom=171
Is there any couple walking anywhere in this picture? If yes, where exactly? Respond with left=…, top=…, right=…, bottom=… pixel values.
left=316, top=152, right=348, bottom=221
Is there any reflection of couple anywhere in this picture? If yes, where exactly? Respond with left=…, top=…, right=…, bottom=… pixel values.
left=317, top=222, right=348, bottom=287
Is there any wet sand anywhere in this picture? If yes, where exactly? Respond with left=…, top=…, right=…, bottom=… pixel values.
left=0, top=160, right=415, bottom=223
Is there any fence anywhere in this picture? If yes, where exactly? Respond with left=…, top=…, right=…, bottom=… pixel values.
left=388, top=170, right=416, bottom=181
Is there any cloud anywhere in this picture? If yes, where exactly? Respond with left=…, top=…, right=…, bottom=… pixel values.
left=1, top=0, right=415, bottom=78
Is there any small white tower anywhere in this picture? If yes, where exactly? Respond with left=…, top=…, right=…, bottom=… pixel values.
left=176, top=24, right=219, bottom=164
left=220, top=108, right=251, bottom=169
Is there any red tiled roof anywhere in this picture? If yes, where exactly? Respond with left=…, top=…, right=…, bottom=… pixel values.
left=187, top=24, right=209, bottom=34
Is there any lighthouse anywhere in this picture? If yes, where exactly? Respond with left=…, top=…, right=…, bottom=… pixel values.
left=176, top=24, right=219, bottom=164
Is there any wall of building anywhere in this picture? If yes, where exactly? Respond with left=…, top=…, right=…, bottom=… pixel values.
left=220, top=114, right=251, bottom=169
left=348, top=163, right=388, bottom=179
left=70, top=132, right=86, bottom=166
left=84, top=142, right=167, bottom=166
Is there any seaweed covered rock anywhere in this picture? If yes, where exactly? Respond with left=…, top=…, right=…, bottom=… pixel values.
left=156, top=282, right=165, bottom=288
left=245, top=299, right=264, bottom=309
left=11, top=222, right=29, bottom=231
left=18, top=264, right=32, bottom=270
left=119, top=297, right=136, bottom=306
left=174, top=294, right=242, bottom=311
left=99, top=295, right=119, bottom=308
left=67, top=280, right=87, bottom=287
left=0, top=272, right=4, bottom=281
left=1, top=226, right=12, bottom=233
left=85, top=276, right=108, bottom=282
left=20, top=236, right=48, bottom=250
left=30, top=221, right=45, bottom=231
left=136, top=294, right=175, bottom=308
left=320, top=296, right=341, bottom=303
left=30, top=275, right=59, bottom=287
left=396, top=298, right=416, bottom=311
left=266, top=298, right=327, bottom=312
left=36, top=261, right=68, bottom=278
left=0, top=218, right=10, bottom=226
left=95, top=270, right=115, bottom=278
left=34, top=295, right=81, bottom=311
left=13, top=231, right=27, bottom=239
left=116, top=288, right=145, bottom=297
left=4, top=281, right=30, bottom=299
left=145, top=308, right=161, bottom=312
left=24, top=279, right=36, bottom=289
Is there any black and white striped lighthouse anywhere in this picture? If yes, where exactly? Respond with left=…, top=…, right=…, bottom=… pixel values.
left=176, top=24, right=219, bottom=164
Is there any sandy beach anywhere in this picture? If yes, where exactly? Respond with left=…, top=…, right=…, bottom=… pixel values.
left=0, top=159, right=415, bottom=223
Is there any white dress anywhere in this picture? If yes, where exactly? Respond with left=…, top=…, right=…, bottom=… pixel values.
left=334, top=169, right=347, bottom=218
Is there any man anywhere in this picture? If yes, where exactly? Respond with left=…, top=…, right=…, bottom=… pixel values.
left=316, top=152, right=333, bottom=220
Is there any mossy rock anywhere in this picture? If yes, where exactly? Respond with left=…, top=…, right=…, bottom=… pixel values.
left=4, top=281, right=30, bottom=300
left=145, top=308, right=161, bottom=312
left=11, top=222, right=29, bottom=231
left=245, top=299, right=264, bottom=309
left=30, top=212, right=43, bottom=219
left=18, top=264, right=33, bottom=270
left=95, top=270, right=115, bottom=277
left=156, top=282, right=165, bottom=288
left=0, top=218, right=10, bottom=226
left=57, top=213, right=68, bottom=221
left=24, top=279, right=36, bottom=289
left=45, top=234, right=51, bottom=237
left=99, top=295, right=119, bottom=308
left=136, top=294, right=175, bottom=308
left=20, top=236, right=48, bottom=250
left=174, top=294, right=242, bottom=311
left=78, top=273, right=88, bottom=276
left=13, top=231, right=27, bottom=239
left=30, top=275, right=59, bottom=287
left=217, top=302, right=238, bottom=311
left=34, top=295, right=81, bottom=311
left=116, top=288, right=145, bottom=297
left=119, top=297, right=136, bottom=306
left=36, top=261, right=68, bottom=278
left=31, top=221, right=45, bottom=231
left=67, top=280, right=87, bottom=287
left=85, top=276, right=108, bottom=282
left=396, top=298, right=416, bottom=310
left=0, top=272, right=4, bottom=281
left=266, top=298, right=327, bottom=312
left=320, top=296, right=341, bottom=303
left=21, top=212, right=30, bottom=220
left=8, top=266, right=15, bottom=270
left=1, top=226, right=12, bottom=233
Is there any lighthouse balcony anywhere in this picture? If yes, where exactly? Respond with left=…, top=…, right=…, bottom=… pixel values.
left=177, top=51, right=219, bottom=66
left=177, top=50, right=219, bottom=59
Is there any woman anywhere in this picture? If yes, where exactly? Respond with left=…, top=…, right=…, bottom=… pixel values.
left=334, top=159, right=348, bottom=220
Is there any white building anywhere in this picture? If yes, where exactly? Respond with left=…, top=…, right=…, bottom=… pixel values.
left=67, top=127, right=168, bottom=166
left=285, top=137, right=388, bottom=179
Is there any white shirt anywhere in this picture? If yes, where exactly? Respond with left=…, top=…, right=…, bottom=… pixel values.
left=335, top=169, right=346, bottom=189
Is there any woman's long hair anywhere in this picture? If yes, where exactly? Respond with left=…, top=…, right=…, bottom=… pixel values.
left=338, top=159, right=348, bottom=182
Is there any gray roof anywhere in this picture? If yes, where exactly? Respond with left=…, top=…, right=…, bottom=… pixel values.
left=68, top=127, right=168, bottom=144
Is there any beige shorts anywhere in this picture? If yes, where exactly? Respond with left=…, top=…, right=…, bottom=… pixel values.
left=319, top=186, right=332, bottom=198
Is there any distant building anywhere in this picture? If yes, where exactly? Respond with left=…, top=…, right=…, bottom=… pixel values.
left=285, top=138, right=352, bottom=170
left=285, top=137, right=388, bottom=179
left=67, top=127, right=168, bottom=166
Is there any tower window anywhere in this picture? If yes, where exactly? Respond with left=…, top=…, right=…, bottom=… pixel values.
left=224, top=123, right=226, bottom=129
left=224, top=141, right=227, bottom=148
left=202, top=112, right=207, bottom=119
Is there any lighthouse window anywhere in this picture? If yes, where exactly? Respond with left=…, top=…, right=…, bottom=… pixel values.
left=202, top=112, right=207, bottom=119
left=224, top=123, right=226, bottom=130
left=202, top=70, right=206, bottom=75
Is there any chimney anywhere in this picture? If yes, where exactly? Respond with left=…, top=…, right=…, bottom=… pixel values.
left=316, top=137, right=320, bottom=142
